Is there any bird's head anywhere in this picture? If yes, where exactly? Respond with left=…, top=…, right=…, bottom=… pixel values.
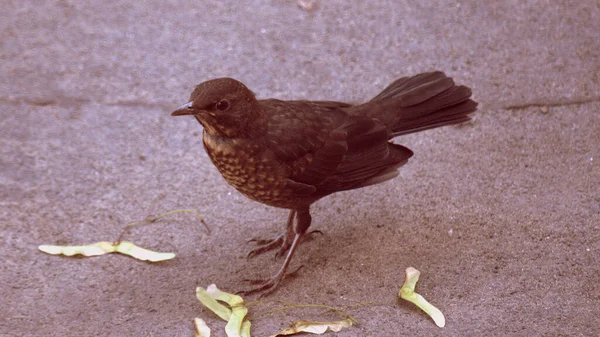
left=172, top=78, right=263, bottom=138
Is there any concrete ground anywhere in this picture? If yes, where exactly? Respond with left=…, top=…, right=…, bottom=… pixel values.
left=1, top=1, right=599, bottom=336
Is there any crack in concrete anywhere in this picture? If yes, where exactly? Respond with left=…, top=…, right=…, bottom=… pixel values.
left=503, top=96, right=600, bottom=110
left=0, top=95, right=174, bottom=110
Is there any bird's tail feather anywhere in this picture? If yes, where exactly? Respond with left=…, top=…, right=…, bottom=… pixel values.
left=350, top=71, right=477, bottom=137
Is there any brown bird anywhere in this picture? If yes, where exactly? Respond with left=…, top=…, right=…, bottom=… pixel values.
left=172, top=71, right=477, bottom=296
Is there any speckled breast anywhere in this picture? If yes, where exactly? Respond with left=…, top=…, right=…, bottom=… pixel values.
left=202, top=133, right=295, bottom=208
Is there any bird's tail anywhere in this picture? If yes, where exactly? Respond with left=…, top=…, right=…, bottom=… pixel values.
left=349, top=72, right=477, bottom=137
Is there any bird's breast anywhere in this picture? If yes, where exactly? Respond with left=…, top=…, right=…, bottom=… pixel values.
left=202, top=133, right=296, bottom=207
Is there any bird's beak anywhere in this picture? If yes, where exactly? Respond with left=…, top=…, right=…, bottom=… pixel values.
left=171, top=101, right=194, bottom=116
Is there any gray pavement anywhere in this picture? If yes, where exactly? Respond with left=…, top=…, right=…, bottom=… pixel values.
left=1, top=1, right=599, bottom=336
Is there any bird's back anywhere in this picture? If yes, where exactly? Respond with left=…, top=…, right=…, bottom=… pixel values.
left=257, top=99, right=413, bottom=199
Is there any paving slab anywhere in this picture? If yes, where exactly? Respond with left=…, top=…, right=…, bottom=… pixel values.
left=1, top=1, right=599, bottom=336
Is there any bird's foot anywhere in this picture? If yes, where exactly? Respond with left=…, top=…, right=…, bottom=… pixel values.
left=247, top=233, right=289, bottom=259
left=237, top=266, right=303, bottom=298
left=240, top=221, right=309, bottom=297
left=247, top=230, right=322, bottom=259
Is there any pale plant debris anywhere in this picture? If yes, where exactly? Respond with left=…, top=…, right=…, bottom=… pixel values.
left=194, top=318, right=211, bottom=337
left=398, top=267, right=446, bottom=328
left=38, top=241, right=175, bottom=262
left=196, top=284, right=360, bottom=336
left=297, top=0, right=317, bottom=11
left=38, top=207, right=208, bottom=262
left=249, top=301, right=359, bottom=324
left=196, top=285, right=251, bottom=337
left=269, top=319, right=353, bottom=336
left=120, top=208, right=210, bottom=238
left=196, top=269, right=447, bottom=336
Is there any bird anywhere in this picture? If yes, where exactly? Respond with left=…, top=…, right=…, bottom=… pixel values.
left=172, top=71, right=477, bottom=297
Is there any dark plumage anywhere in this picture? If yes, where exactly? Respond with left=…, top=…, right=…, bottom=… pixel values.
left=172, top=71, right=477, bottom=296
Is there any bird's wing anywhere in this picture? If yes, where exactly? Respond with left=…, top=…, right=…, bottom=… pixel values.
left=261, top=100, right=412, bottom=196
left=311, top=116, right=413, bottom=193
left=261, top=100, right=348, bottom=186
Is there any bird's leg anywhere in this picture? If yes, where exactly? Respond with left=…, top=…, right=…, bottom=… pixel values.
left=248, top=209, right=323, bottom=259
left=247, top=210, right=296, bottom=258
left=239, top=207, right=311, bottom=298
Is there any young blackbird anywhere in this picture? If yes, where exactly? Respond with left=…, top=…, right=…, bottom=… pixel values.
left=172, top=71, right=477, bottom=296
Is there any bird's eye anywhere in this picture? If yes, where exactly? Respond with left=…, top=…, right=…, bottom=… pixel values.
left=216, top=99, right=230, bottom=111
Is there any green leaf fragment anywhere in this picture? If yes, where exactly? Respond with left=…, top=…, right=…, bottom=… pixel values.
left=398, top=267, right=446, bottom=328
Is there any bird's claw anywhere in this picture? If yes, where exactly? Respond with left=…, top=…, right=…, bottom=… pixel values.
left=237, top=266, right=304, bottom=298
left=247, top=230, right=323, bottom=259
left=247, top=235, right=285, bottom=259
